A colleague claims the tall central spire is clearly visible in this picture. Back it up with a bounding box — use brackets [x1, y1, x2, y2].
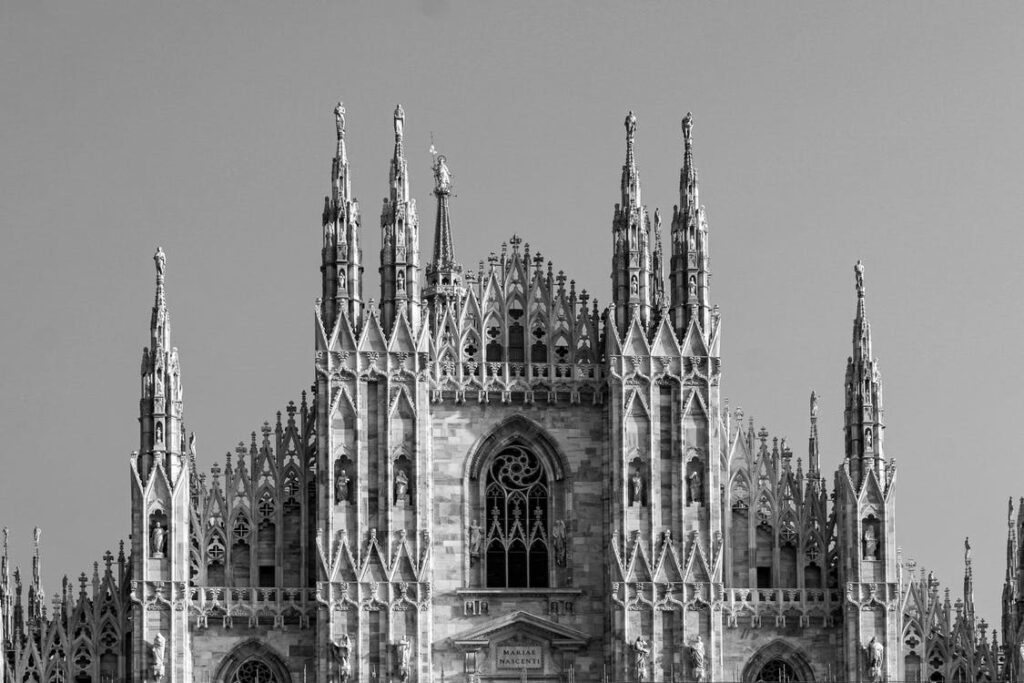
[379, 104, 421, 333]
[611, 110, 652, 335]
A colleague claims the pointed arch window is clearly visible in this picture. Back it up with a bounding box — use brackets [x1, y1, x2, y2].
[484, 444, 550, 588]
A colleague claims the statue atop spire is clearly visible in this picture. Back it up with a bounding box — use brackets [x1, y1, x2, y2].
[155, 246, 166, 282]
[683, 111, 694, 146]
[431, 145, 453, 195]
[810, 390, 819, 419]
[394, 104, 405, 143]
[334, 101, 346, 140]
[625, 110, 637, 144]
[855, 259, 865, 296]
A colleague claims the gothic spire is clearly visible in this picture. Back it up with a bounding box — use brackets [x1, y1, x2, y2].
[425, 146, 464, 331]
[670, 112, 712, 339]
[140, 248, 184, 477]
[963, 536, 975, 624]
[808, 390, 820, 475]
[844, 260, 885, 486]
[652, 208, 666, 311]
[379, 104, 421, 333]
[611, 110, 652, 335]
[321, 100, 363, 333]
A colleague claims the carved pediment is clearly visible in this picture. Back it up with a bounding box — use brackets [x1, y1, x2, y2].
[451, 610, 589, 649]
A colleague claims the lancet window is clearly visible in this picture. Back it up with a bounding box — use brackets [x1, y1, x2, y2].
[484, 444, 550, 588]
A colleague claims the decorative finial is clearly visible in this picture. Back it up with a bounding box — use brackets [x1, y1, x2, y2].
[855, 260, 865, 296]
[682, 112, 694, 144]
[334, 101, 346, 139]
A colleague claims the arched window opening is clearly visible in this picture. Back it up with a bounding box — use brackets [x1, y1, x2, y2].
[755, 659, 798, 682]
[905, 653, 922, 683]
[484, 445, 549, 588]
[485, 325, 502, 363]
[530, 324, 547, 364]
[231, 660, 279, 683]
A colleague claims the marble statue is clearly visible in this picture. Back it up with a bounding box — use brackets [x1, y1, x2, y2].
[150, 521, 166, 558]
[151, 633, 166, 680]
[468, 519, 482, 562]
[552, 519, 567, 566]
[633, 636, 650, 682]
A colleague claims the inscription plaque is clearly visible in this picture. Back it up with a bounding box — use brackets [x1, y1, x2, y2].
[496, 644, 542, 670]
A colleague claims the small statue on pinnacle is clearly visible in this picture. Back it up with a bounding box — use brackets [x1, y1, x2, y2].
[334, 101, 346, 138]
[155, 247, 167, 279]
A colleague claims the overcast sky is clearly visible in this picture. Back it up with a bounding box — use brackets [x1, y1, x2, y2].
[2, 2, 1023, 624]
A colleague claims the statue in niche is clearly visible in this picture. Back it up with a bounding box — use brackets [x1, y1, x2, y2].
[687, 467, 703, 505]
[335, 468, 351, 504]
[395, 637, 411, 682]
[552, 519, 567, 566]
[865, 636, 884, 682]
[397, 270, 406, 292]
[633, 635, 650, 682]
[689, 275, 697, 297]
[154, 422, 163, 446]
[150, 520, 166, 558]
[865, 428, 873, 450]
[629, 467, 644, 507]
[863, 521, 879, 559]
[394, 468, 409, 505]
[468, 519, 482, 562]
[151, 633, 166, 681]
[630, 275, 639, 297]
[689, 635, 706, 682]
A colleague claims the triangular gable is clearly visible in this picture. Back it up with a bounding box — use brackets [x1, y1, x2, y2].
[358, 312, 387, 354]
[387, 313, 416, 354]
[679, 319, 709, 357]
[333, 310, 358, 352]
[623, 313, 650, 357]
[649, 316, 680, 357]
[451, 611, 589, 648]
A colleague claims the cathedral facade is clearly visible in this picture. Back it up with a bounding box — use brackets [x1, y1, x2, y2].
[0, 104, 1000, 682]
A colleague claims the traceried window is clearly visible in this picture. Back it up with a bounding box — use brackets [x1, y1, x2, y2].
[484, 445, 550, 588]
[231, 660, 278, 683]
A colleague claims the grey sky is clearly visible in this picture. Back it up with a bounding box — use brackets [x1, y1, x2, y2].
[1, 2, 1022, 623]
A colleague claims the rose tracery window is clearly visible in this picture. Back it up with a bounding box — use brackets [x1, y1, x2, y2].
[231, 660, 278, 683]
[484, 445, 550, 588]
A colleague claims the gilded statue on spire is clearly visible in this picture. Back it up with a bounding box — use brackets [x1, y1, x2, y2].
[334, 101, 346, 139]
[431, 146, 453, 194]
